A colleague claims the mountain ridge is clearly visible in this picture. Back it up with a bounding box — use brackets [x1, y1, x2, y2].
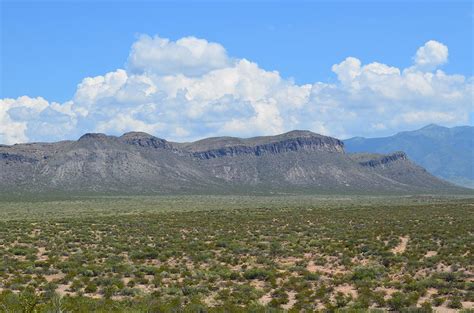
[0, 129, 469, 195]
[344, 124, 474, 188]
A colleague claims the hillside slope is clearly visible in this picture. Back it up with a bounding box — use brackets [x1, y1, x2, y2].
[344, 124, 474, 188]
[0, 130, 466, 195]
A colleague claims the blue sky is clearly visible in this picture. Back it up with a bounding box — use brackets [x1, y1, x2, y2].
[0, 1, 473, 144]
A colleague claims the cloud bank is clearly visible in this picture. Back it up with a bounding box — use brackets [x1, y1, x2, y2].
[1, 36, 472, 144]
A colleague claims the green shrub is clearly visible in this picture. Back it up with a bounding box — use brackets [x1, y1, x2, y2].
[387, 292, 409, 311]
[351, 265, 385, 282]
[243, 268, 272, 280]
[447, 296, 462, 309]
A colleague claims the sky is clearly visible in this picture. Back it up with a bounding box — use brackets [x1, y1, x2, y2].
[0, 1, 473, 144]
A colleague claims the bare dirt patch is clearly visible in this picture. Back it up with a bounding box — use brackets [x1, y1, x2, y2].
[259, 291, 273, 306]
[306, 260, 347, 275]
[281, 291, 297, 310]
[44, 272, 65, 282]
[392, 236, 409, 254]
[425, 250, 438, 258]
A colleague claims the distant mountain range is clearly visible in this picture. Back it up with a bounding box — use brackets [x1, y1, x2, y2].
[344, 124, 474, 188]
[0, 130, 467, 195]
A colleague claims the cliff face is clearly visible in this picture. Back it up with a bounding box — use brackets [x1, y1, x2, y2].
[357, 152, 408, 168]
[0, 130, 465, 194]
[344, 124, 474, 188]
[189, 134, 344, 159]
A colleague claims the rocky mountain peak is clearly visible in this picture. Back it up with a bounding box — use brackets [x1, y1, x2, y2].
[120, 132, 173, 149]
[78, 133, 110, 142]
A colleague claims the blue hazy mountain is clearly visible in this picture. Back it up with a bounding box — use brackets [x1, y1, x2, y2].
[344, 124, 474, 188]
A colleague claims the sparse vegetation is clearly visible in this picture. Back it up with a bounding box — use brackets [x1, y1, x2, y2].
[0, 195, 472, 312]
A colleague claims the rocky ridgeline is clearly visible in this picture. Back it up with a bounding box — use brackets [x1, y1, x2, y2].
[189, 135, 344, 160]
[358, 152, 408, 168]
[0, 130, 464, 194]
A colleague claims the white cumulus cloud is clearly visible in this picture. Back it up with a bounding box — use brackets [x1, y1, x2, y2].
[0, 96, 76, 144]
[413, 40, 449, 70]
[127, 35, 231, 77]
[0, 37, 472, 144]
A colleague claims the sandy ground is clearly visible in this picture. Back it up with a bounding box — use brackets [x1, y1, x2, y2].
[392, 236, 409, 254]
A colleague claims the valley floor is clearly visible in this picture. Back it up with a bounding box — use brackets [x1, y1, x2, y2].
[0, 195, 473, 312]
